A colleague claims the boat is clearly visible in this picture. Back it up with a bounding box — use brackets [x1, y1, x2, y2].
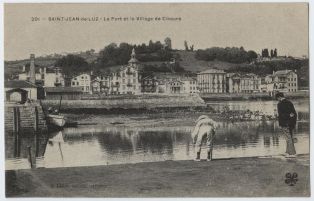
[47, 114, 66, 127]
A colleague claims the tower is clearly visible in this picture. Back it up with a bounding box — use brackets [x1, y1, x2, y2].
[29, 54, 36, 84]
[128, 48, 139, 68]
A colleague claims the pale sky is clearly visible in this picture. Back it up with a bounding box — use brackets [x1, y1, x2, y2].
[4, 3, 309, 60]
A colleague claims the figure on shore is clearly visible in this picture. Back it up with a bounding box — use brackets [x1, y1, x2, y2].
[275, 92, 297, 157]
[192, 115, 218, 161]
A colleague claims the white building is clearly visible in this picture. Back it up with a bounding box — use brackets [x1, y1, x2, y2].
[181, 77, 198, 94]
[70, 73, 91, 93]
[19, 66, 65, 87]
[110, 48, 141, 95]
[265, 70, 298, 93]
[197, 69, 226, 93]
[5, 80, 38, 102]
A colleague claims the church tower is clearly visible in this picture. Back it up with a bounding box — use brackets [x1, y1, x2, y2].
[128, 48, 139, 68]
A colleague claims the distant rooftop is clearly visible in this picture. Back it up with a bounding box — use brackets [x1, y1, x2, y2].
[45, 87, 83, 93]
[198, 69, 226, 74]
[5, 80, 37, 88]
[274, 70, 294, 75]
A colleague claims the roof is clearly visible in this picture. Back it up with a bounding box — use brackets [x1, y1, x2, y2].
[181, 77, 197, 81]
[274, 70, 294, 76]
[198, 69, 226, 74]
[45, 87, 83, 93]
[5, 80, 37, 88]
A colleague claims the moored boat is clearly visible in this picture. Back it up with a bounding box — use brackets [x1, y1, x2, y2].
[47, 114, 66, 127]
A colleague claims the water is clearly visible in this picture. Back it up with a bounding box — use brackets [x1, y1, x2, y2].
[5, 99, 310, 170]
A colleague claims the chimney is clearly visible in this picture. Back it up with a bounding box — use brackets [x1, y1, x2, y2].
[29, 54, 36, 84]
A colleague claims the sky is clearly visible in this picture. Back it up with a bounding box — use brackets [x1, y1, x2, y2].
[4, 3, 309, 60]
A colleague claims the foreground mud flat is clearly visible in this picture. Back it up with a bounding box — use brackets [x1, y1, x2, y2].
[6, 155, 310, 197]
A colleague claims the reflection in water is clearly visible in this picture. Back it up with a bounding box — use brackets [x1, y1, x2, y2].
[5, 132, 49, 170]
[5, 119, 310, 170]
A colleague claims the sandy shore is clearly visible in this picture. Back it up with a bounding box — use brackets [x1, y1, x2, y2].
[6, 155, 310, 197]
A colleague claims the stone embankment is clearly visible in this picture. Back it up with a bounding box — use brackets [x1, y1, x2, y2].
[5, 102, 48, 135]
[41, 94, 207, 112]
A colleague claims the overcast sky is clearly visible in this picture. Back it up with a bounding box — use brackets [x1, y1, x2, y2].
[4, 3, 308, 60]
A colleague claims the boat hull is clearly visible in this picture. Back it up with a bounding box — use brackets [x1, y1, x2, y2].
[47, 115, 66, 127]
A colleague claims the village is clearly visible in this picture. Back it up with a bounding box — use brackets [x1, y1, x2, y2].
[5, 48, 301, 103]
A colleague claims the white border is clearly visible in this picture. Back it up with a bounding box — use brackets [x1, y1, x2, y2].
[0, 1, 312, 201]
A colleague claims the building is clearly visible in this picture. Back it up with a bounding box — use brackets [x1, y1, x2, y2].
[239, 74, 261, 93]
[5, 80, 38, 103]
[166, 80, 184, 94]
[91, 77, 101, 94]
[110, 48, 141, 95]
[226, 73, 261, 93]
[45, 87, 84, 100]
[70, 73, 91, 94]
[226, 73, 241, 93]
[141, 75, 158, 93]
[44, 67, 65, 87]
[99, 74, 112, 94]
[181, 77, 198, 94]
[18, 54, 65, 87]
[197, 69, 226, 93]
[265, 70, 298, 93]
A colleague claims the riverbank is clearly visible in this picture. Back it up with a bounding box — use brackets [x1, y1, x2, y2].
[200, 91, 309, 101]
[41, 94, 206, 112]
[6, 155, 310, 197]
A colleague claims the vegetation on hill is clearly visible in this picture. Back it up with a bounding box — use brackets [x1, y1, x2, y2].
[195, 47, 258, 64]
[96, 41, 172, 67]
[55, 54, 90, 76]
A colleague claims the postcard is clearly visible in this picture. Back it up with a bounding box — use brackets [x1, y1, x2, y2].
[3, 3, 310, 197]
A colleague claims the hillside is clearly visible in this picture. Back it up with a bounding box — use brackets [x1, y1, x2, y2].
[174, 50, 241, 72]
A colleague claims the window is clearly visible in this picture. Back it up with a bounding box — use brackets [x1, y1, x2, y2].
[86, 86, 89, 91]
[81, 76, 84, 79]
[123, 79, 125, 83]
[77, 82, 79, 85]
[123, 85, 126, 90]
[72, 82, 75, 85]
[133, 79, 136, 83]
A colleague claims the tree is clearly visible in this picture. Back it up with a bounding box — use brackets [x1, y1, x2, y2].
[247, 50, 258, 62]
[55, 54, 90, 76]
[184, 41, 189, 51]
[274, 48, 278, 57]
[164, 37, 172, 50]
[195, 47, 257, 64]
[190, 45, 194, 51]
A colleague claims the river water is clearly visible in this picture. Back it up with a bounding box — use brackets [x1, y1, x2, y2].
[5, 99, 310, 170]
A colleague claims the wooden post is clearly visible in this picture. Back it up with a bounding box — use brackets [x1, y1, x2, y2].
[13, 107, 16, 136]
[34, 106, 39, 132]
[27, 146, 33, 168]
[34, 106, 40, 158]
